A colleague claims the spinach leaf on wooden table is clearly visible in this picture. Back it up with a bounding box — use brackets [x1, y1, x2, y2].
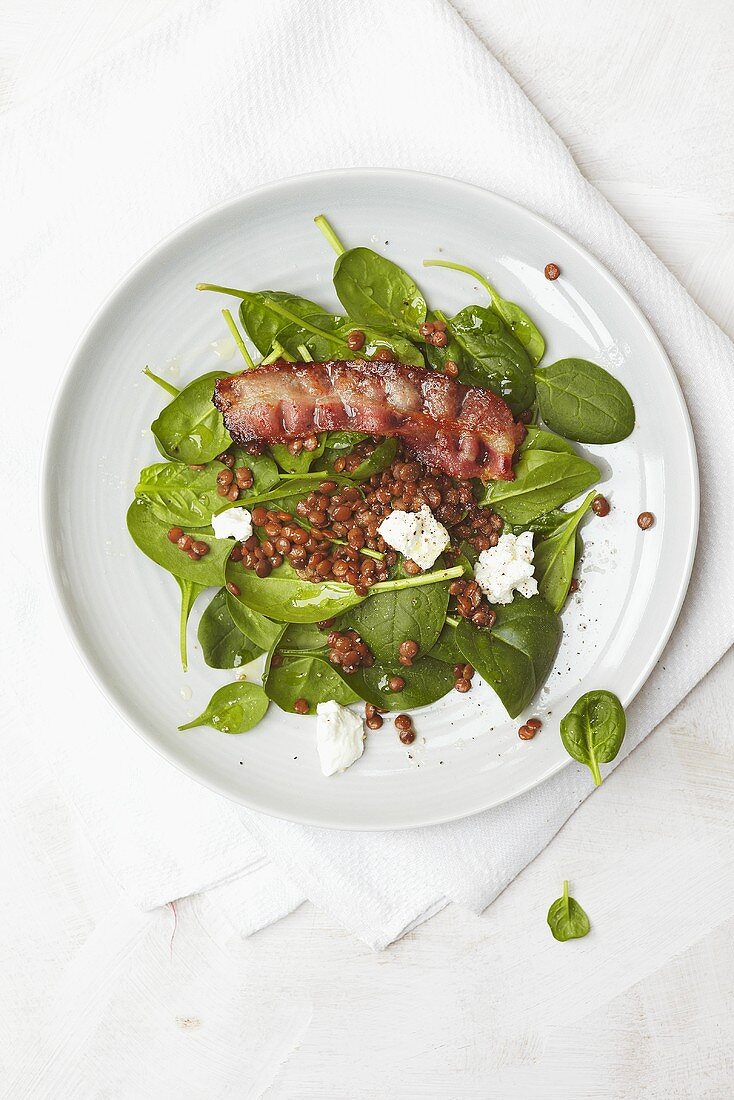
[486, 448, 599, 525]
[547, 881, 591, 941]
[198, 588, 264, 669]
[332, 247, 427, 334]
[151, 371, 232, 465]
[533, 491, 595, 612]
[559, 690, 626, 785]
[535, 358, 635, 444]
[178, 682, 269, 734]
[455, 595, 562, 718]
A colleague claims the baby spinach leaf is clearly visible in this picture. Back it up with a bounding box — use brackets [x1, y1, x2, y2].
[225, 558, 366, 624]
[127, 500, 231, 586]
[456, 596, 561, 718]
[427, 305, 535, 415]
[486, 448, 599, 525]
[341, 565, 450, 661]
[269, 437, 327, 474]
[265, 656, 359, 713]
[151, 371, 232, 464]
[277, 313, 425, 367]
[507, 509, 573, 538]
[535, 358, 635, 444]
[534, 491, 595, 612]
[226, 591, 284, 650]
[330, 655, 455, 711]
[423, 258, 545, 365]
[178, 682, 269, 734]
[198, 588, 264, 669]
[520, 425, 575, 455]
[333, 247, 427, 334]
[348, 437, 399, 480]
[428, 621, 464, 665]
[559, 690, 626, 786]
[279, 622, 331, 651]
[547, 881, 591, 941]
[176, 576, 206, 672]
[135, 462, 223, 527]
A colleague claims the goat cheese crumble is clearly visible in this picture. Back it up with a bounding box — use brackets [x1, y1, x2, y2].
[316, 701, 365, 776]
[378, 504, 450, 570]
[211, 506, 253, 542]
[473, 531, 538, 605]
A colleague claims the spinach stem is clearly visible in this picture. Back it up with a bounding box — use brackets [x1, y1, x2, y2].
[142, 366, 180, 397]
[297, 343, 314, 362]
[589, 753, 603, 786]
[423, 258, 500, 309]
[222, 308, 256, 370]
[371, 565, 464, 594]
[179, 594, 189, 671]
[265, 300, 347, 348]
[444, 615, 459, 628]
[563, 880, 569, 902]
[196, 282, 248, 298]
[262, 340, 295, 365]
[314, 214, 346, 256]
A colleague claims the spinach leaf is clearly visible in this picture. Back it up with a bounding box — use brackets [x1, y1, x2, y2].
[196, 285, 327, 355]
[265, 656, 359, 713]
[535, 358, 635, 444]
[456, 595, 561, 718]
[333, 247, 427, 334]
[176, 577, 206, 672]
[279, 622, 331, 651]
[178, 682, 269, 734]
[534, 491, 595, 612]
[226, 591, 284, 650]
[428, 621, 464, 665]
[559, 690, 626, 786]
[507, 510, 573, 538]
[198, 588, 263, 669]
[341, 564, 450, 661]
[135, 461, 223, 527]
[269, 437, 327, 474]
[225, 558, 366, 624]
[277, 313, 425, 367]
[127, 500, 231, 586]
[547, 881, 591, 941]
[486, 448, 599, 525]
[520, 425, 575, 455]
[427, 305, 535, 415]
[347, 437, 399, 480]
[330, 654, 455, 711]
[151, 371, 232, 465]
[423, 258, 545, 365]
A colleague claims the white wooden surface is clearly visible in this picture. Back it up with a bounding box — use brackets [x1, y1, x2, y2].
[3, 1, 734, 1095]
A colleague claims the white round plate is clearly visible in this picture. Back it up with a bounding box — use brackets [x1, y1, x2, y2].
[42, 169, 698, 830]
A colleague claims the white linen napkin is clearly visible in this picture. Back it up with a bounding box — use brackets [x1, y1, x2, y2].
[3, 0, 732, 949]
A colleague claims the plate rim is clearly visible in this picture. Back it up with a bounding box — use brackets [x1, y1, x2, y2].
[40, 166, 700, 830]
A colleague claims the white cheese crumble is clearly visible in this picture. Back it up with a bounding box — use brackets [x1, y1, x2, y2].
[211, 506, 253, 542]
[316, 701, 365, 776]
[473, 531, 538, 605]
[377, 504, 450, 570]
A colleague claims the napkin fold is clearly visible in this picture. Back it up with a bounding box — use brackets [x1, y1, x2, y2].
[3, 0, 732, 949]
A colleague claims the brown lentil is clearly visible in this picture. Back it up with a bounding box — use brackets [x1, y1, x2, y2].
[454, 678, 471, 693]
[443, 360, 459, 378]
[346, 330, 365, 351]
[394, 713, 412, 732]
[399, 639, 419, 661]
[226, 581, 241, 597]
[168, 527, 183, 543]
[518, 724, 537, 740]
[544, 262, 560, 280]
[293, 698, 310, 714]
[388, 676, 406, 693]
[526, 717, 542, 731]
[569, 578, 579, 594]
[591, 494, 610, 517]
[637, 511, 655, 530]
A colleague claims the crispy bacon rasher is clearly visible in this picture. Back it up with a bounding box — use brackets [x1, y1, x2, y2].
[213, 359, 524, 481]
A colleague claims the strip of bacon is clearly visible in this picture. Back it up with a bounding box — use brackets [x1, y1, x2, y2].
[213, 359, 525, 481]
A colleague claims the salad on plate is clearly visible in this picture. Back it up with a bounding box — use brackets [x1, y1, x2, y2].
[127, 214, 638, 776]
